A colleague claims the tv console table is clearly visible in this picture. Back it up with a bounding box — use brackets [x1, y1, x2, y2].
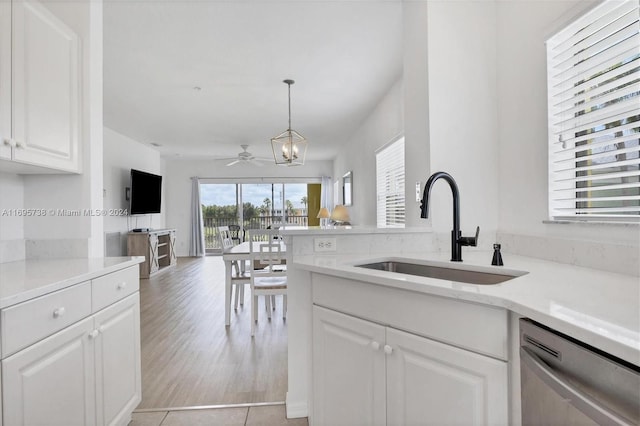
[127, 229, 177, 278]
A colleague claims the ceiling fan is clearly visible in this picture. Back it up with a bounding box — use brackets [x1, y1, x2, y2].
[214, 145, 272, 167]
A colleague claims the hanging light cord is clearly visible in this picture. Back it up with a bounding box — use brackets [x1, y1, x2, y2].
[287, 81, 292, 131]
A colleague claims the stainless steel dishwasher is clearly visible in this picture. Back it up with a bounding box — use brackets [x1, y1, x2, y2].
[520, 319, 640, 425]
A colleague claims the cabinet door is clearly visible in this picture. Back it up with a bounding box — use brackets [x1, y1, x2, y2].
[0, 1, 10, 160]
[386, 327, 508, 426]
[94, 293, 141, 426]
[12, 0, 80, 172]
[148, 234, 159, 274]
[169, 231, 177, 266]
[312, 306, 386, 426]
[2, 316, 96, 426]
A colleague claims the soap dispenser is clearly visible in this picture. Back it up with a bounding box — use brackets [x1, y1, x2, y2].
[492, 244, 504, 266]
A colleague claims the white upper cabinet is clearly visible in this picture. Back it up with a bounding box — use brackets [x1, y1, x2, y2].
[1, 0, 81, 173]
[0, 2, 11, 162]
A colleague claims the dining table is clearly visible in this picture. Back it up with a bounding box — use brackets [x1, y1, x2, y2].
[221, 240, 287, 326]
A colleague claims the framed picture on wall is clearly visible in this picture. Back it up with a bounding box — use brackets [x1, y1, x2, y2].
[343, 171, 352, 206]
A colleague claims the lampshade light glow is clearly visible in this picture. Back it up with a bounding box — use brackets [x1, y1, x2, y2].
[330, 205, 350, 224]
[316, 207, 330, 219]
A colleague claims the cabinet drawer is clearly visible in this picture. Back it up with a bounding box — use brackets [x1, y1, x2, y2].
[312, 274, 508, 360]
[92, 266, 139, 312]
[1, 281, 92, 357]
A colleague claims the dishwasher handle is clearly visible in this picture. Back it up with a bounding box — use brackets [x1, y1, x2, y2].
[520, 347, 635, 426]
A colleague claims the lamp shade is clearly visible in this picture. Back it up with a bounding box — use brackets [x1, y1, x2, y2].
[330, 205, 350, 223]
[316, 207, 330, 219]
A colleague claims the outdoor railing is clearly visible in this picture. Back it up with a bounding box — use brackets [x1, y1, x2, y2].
[204, 215, 308, 250]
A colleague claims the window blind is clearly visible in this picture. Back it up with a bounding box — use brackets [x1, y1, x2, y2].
[547, 0, 640, 219]
[376, 137, 405, 227]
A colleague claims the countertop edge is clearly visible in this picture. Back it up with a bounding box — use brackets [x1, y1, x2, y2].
[0, 257, 144, 309]
[292, 254, 640, 366]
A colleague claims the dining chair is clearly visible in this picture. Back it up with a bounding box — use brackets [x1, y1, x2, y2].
[228, 224, 242, 245]
[218, 226, 249, 310]
[248, 229, 287, 337]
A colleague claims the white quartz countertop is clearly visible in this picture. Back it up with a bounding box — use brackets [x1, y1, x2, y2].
[0, 257, 144, 309]
[278, 225, 433, 235]
[292, 251, 640, 366]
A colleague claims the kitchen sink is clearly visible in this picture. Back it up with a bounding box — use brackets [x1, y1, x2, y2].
[355, 260, 527, 285]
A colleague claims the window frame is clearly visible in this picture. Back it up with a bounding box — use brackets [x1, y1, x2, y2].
[375, 136, 406, 228]
[546, 0, 640, 223]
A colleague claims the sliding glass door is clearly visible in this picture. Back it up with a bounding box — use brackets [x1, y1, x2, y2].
[201, 181, 314, 253]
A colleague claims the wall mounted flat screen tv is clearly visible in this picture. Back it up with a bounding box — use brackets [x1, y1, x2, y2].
[130, 169, 162, 215]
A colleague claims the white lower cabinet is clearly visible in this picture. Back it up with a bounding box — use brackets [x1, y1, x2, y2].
[313, 305, 508, 426]
[2, 293, 141, 426]
[3, 316, 95, 426]
[385, 327, 508, 425]
[94, 294, 142, 426]
[313, 306, 386, 426]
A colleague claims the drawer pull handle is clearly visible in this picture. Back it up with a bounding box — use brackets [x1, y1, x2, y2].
[371, 341, 380, 351]
[53, 307, 66, 318]
[117, 282, 127, 290]
[384, 345, 393, 355]
[15, 139, 26, 149]
[3, 138, 16, 148]
[88, 329, 100, 339]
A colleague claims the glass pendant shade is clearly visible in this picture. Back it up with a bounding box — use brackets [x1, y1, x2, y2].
[271, 79, 307, 166]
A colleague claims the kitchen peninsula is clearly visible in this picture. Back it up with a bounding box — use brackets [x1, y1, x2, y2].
[279, 227, 640, 424]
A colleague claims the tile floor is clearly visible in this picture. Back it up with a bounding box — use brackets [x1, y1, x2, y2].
[130, 404, 308, 426]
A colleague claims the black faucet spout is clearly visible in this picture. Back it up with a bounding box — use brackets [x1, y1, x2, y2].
[420, 171, 478, 262]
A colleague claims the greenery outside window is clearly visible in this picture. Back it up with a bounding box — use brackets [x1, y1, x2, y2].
[546, 0, 639, 221]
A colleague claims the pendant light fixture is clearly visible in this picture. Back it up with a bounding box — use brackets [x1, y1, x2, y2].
[271, 79, 307, 166]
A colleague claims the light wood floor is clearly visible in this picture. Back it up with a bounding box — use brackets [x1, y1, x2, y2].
[137, 256, 288, 409]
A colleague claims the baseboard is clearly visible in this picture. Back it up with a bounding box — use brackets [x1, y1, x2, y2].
[285, 393, 308, 419]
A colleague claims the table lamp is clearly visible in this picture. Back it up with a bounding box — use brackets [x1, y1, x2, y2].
[317, 207, 330, 228]
[330, 205, 351, 225]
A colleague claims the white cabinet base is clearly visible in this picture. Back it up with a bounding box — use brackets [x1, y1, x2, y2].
[94, 294, 141, 426]
[2, 317, 96, 426]
[386, 327, 508, 425]
[0, 264, 142, 426]
[311, 273, 509, 426]
[313, 306, 386, 426]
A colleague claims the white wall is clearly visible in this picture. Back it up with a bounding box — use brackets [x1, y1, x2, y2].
[333, 0, 499, 245]
[495, 0, 639, 274]
[0, 172, 25, 262]
[165, 158, 333, 257]
[103, 127, 163, 255]
[332, 0, 638, 273]
[427, 1, 499, 248]
[332, 79, 404, 226]
[497, 0, 591, 237]
[403, 0, 431, 229]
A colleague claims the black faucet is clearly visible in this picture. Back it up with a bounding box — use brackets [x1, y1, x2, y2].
[420, 171, 479, 262]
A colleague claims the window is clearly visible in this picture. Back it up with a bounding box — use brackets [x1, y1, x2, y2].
[376, 137, 405, 227]
[547, 0, 639, 220]
[199, 180, 314, 252]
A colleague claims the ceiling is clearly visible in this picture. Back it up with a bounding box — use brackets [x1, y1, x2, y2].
[103, 0, 404, 162]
